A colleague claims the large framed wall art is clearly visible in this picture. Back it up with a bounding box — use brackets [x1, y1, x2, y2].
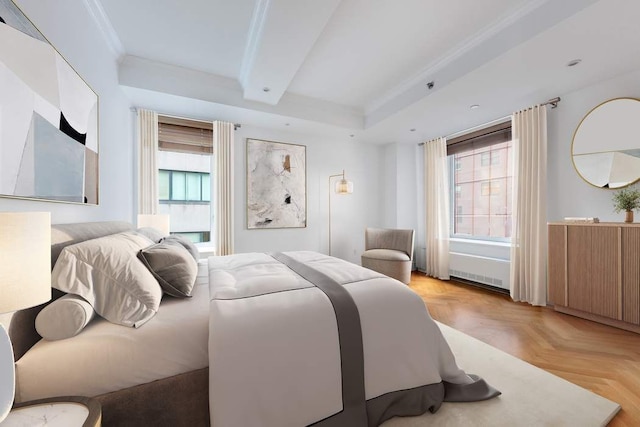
[0, 0, 99, 204]
[246, 138, 306, 229]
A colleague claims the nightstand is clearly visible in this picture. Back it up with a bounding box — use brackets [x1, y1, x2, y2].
[3, 396, 101, 427]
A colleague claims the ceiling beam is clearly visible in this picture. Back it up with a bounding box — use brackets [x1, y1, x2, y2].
[239, 0, 342, 105]
[119, 55, 363, 129]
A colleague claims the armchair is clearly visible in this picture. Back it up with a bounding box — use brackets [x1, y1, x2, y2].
[361, 228, 415, 285]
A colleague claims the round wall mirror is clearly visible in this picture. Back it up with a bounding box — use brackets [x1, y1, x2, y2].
[572, 97, 640, 189]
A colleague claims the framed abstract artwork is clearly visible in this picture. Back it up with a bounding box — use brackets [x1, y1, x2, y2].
[0, 0, 99, 204]
[246, 138, 306, 229]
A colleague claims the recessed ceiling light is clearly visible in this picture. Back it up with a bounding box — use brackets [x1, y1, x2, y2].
[470, 104, 480, 110]
[263, 87, 271, 92]
[567, 59, 582, 67]
[410, 128, 416, 132]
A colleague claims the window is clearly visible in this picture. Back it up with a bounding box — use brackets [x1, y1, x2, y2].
[157, 115, 213, 243]
[480, 151, 501, 167]
[171, 231, 211, 243]
[159, 170, 210, 203]
[481, 152, 491, 167]
[448, 122, 512, 240]
[480, 180, 501, 196]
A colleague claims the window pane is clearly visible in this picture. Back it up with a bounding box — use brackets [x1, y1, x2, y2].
[450, 139, 512, 240]
[172, 232, 202, 243]
[481, 152, 490, 167]
[456, 215, 472, 235]
[480, 181, 491, 197]
[172, 171, 186, 200]
[473, 215, 490, 237]
[201, 174, 211, 202]
[172, 231, 211, 243]
[186, 172, 201, 201]
[158, 170, 170, 200]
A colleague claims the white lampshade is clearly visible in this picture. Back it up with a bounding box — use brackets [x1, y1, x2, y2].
[0, 212, 51, 313]
[335, 178, 353, 194]
[0, 211, 51, 423]
[137, 214, 171, 235]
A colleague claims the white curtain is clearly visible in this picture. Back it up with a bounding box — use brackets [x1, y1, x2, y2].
[137, 109, 158, 214]
[510, 106, 547, 306]
[424, 137, 450, 280]
[213, 121, 235, 256]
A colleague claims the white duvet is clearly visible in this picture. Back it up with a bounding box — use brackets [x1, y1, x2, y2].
[208, 251, 480, 427]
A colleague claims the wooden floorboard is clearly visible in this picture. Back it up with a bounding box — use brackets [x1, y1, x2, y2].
[410, 272, 640, 427]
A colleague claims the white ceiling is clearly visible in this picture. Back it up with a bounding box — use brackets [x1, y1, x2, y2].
[91, 0, 640, 144]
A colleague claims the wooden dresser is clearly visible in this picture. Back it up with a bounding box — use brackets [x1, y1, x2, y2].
[548, 222, 640, 333]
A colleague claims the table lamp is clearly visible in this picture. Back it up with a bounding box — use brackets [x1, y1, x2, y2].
[0, 212, 51, 422]
[137, 214, 171, 235]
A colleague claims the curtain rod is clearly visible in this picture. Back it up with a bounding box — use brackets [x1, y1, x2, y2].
[130, 107, 241, 130]
[417, 96, 560, 146]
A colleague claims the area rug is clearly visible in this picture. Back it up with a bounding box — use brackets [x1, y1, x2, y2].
[383, 322, 621, 427]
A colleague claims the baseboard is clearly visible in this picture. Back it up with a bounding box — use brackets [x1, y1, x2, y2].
[554, 305, 640, 334]
[450, 276, 510, 295]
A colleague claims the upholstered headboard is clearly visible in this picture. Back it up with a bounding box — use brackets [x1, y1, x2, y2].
[7, 221, 133, 361]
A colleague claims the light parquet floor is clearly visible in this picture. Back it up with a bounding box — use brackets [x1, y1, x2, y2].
[410, 272, 640, 427]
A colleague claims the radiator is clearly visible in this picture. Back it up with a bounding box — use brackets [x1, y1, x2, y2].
[416, 248, 510, 290]
[449, 252, 510, 290]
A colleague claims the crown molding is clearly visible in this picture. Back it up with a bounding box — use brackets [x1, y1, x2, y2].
[82, 0, 125, 61]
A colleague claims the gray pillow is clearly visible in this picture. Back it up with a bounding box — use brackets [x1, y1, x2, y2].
[136, 227, 166, 243]
[35, 294, 96, 341]
[137, 243, 198, 298]
[161, 235, 199, 260]
[52, 232, 162, 328]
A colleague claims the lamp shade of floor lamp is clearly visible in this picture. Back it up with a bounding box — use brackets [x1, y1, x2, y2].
[328, 170, 354, 256]
[0, 212, 52, 422]
[137, 214, 171, 235]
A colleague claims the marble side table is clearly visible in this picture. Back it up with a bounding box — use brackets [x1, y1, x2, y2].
[3, 396, 101, 427]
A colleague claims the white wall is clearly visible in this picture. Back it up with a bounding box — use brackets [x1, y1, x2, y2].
[547, 68, 640, 222]
[234, 126, 384, 264]
[382, 144, 397, 227]
[382, 143, 419, 230]
[395, 144, 419, 230]
[0, 1, 133, 224]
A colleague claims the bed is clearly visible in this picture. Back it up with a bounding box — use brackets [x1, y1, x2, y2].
[7, 221, 499, 427]
[208, 251, 499, 426]
[6, 221, 210, 426]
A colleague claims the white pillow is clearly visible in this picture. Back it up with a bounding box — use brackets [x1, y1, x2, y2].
[52, 232, 162, 328]
[35, 294, 95, 341]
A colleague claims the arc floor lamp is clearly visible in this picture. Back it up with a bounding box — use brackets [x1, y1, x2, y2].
[328, 170, 353, 256]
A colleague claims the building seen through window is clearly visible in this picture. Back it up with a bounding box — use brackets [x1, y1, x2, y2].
[448, 122, 512, 240]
